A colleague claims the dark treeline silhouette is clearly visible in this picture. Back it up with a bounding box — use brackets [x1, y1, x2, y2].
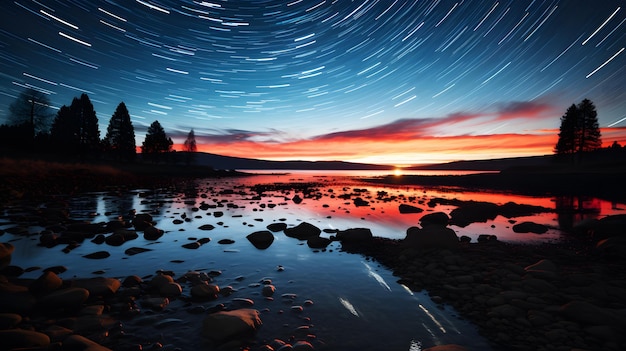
[554, 98, 604, 164]
[0, 89, 197, 164]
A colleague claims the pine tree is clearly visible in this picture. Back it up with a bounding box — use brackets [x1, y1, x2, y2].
[104, 102, 136, 161]
[183, 129, 197, 152]
[555, 104, 578, 156]
[554, 99, 602, 161]
[141, 120, 172, 162]
[50, 93, 100, 158]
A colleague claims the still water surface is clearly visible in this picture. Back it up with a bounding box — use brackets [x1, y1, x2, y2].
[3, 170, 624, 350]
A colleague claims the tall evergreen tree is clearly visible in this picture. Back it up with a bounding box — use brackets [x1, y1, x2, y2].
[576, 99, 602, 153]
[104, 102, 136, 161]
[183, 129, 197, 152]
[554, 99, 602, 160]
[50, 93, 100, 158]
[141, 120, 172, 162]
[555, 104, 578, 156]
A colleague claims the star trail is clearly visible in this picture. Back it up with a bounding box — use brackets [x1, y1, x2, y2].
[0, 0, 625, 164]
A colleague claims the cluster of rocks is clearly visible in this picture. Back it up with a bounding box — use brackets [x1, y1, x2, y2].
[345, 212, 626, 351]
[0, 245, 323, 351]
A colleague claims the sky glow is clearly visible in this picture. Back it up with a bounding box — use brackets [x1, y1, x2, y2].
[1, 0, 625, 165]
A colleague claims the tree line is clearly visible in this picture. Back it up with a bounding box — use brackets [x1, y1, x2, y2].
[0, 88, 621, 165]
[0, 88, 198, 162]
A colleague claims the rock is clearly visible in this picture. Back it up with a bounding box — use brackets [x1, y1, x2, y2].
[419, 212, 450, 227]
[191, 284, 220, 300]
[199, 224, 215, 231]
[122, 275, 143, 287]
[40, 325, 72, 342]
[202, 309, 262, 343]
[104, 232, 125, 246]
[292, 195, 303, 204]
[262, 285, 276, 297]
[182, 241, 201, 249]
[38, 287, 89, 311]
[0, 313, 22, 329]
[560, 300, 623, 326]
[143, 225, 164, 240]
[284, 222, 321, 240]
[266, 223, 287, 232]
[62, 334, 112, 351]
[0, 243, 15, 270]
[247, 231, 275, 249]
[83, 251, 110, 259]
[336, 228, 373, 243]
[218, 239, 235, 244]
[72, 277, 121, 296]
[159, 282, 182, 297]
[292, 340, 314, 351]
[124, 247, 152, 256]
[307, 236, 331, 249]
[29, 271, 63, 295]
[399, 204, 423, 214]
[150, 273, 174, 290]
[0, 329, 50, 349]
[141, 297, 169, 310]
[404, 226, 459, 250]
[449, 201, 499, 227]
[132, 213, 153, 231]
[512, 221, 549, 234]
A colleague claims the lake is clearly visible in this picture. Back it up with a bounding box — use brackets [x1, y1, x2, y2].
[2, 170, 623, 350]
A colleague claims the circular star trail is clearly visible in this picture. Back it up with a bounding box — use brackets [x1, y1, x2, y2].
[0, 0, 625, 164]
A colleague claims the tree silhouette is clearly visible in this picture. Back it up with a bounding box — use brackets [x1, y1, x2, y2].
[141, 120, 172, 162]
[183, 129, 197, 152]
[50, 93, 100, 158]
[103, 102, 136, 161]
[8, 88, 53, 148]
[554, 99, 602, 161]
[183, 128, 197, 165]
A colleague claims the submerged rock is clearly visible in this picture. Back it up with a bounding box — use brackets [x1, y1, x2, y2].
[202, 309, 262, 343]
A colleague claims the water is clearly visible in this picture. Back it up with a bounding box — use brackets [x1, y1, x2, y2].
[2, 170, 624, 350]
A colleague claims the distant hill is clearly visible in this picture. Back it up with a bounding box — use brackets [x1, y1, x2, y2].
[409, 155, 555, 171]
[173, 152, 393, 170]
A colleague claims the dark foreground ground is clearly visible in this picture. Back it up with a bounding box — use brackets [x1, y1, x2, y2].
[1, 158, 626, 351]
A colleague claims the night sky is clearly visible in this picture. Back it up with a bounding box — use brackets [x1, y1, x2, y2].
[1, 0, 625, 165]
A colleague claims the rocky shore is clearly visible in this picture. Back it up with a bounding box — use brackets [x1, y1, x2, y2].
[1, 159, 626, 351]
[343, 214, 626, 351]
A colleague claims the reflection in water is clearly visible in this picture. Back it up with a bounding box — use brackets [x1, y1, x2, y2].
[338, 297, 360, 317]
[363, 261, 392, 291]
[555, 195, 602, 231]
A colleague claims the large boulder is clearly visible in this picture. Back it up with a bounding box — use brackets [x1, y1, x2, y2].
[284, 222, 321, 240]
[449, 201, 499, 227]
[247, 231, 275, 250]
[512, 221, 548, 234]
[29, 271, 63, 295]
[202, 309, 262, 343]
[419, 212, 450, 227]
[0, 243, 15, 270]
[404, 226, 459, 250]
[335, 228, 373, 243]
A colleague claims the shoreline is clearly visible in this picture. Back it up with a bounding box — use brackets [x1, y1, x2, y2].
[1, 158, 626, 350]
